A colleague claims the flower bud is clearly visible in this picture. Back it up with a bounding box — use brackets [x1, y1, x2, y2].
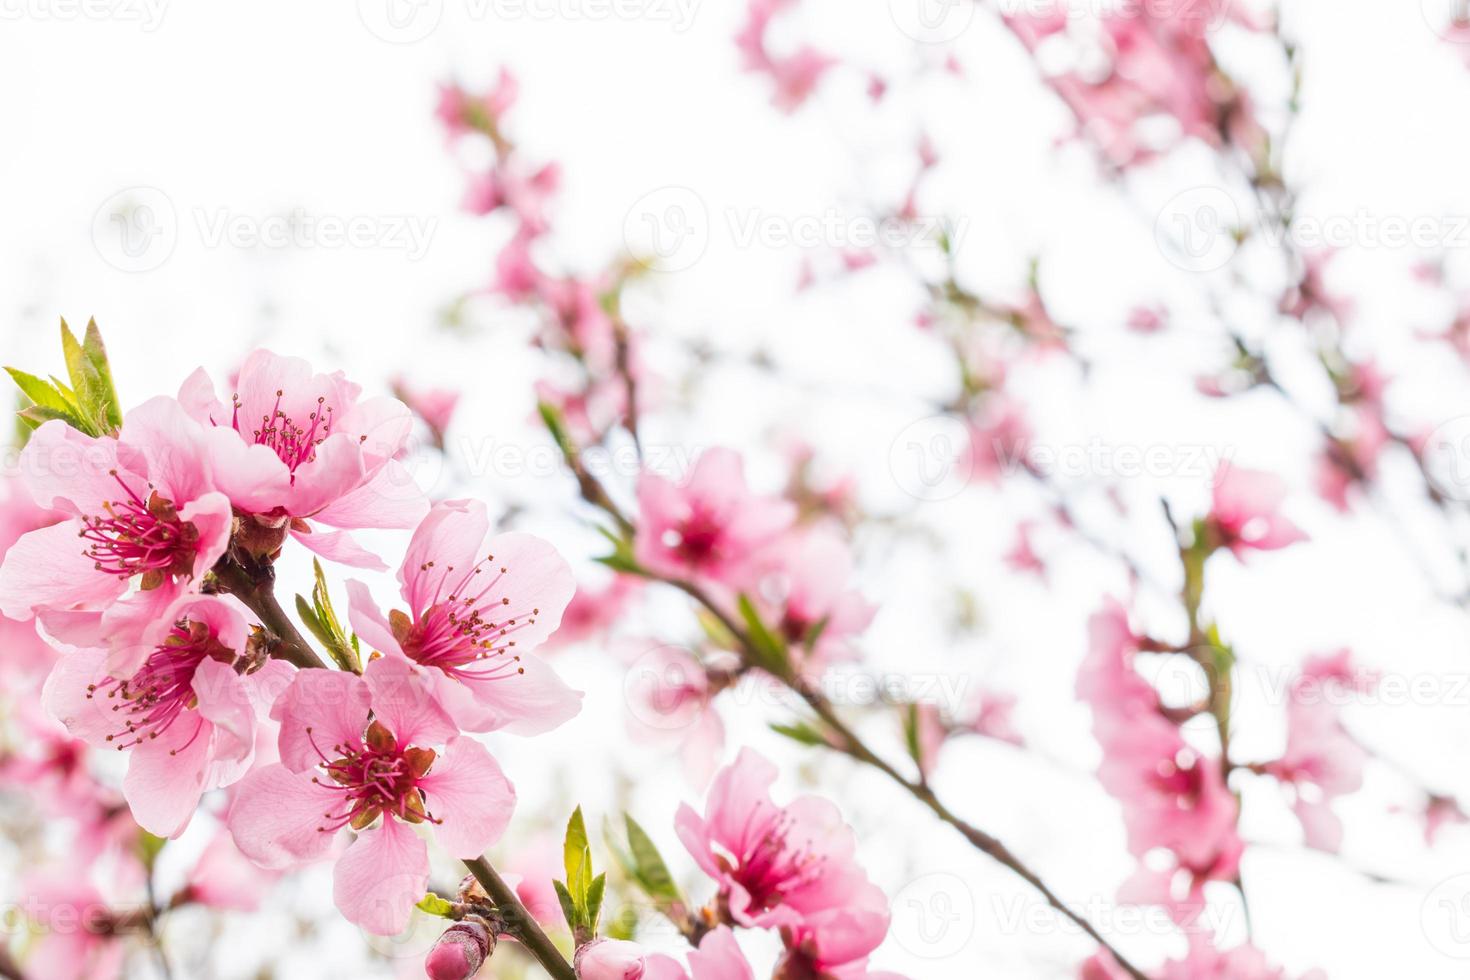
[425, 917, 494, 980]
[574, 938, 646, 980]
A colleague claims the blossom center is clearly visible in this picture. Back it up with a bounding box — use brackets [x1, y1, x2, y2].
[309, 721, 437, 832]
[86, 619, 234, 752]
[232, 388, 335, 478]
[80, 472, 199, 587]
[394, 553, 541, 685]
[725, 814, 822, 913]
[663, 507, 724, 565]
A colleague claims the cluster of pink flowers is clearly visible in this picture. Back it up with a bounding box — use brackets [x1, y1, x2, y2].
[1002, 0, 1268, 168]
[586, 750, 902, 980]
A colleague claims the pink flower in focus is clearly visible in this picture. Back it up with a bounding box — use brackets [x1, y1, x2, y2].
[575, 938, 646, 980]
[1208, 462, 1307, 557]
[635, 449, 796, 586]
[346, 499, 582, 734]
[177, 349, 427, 570]
[774, 885, 906, 979]
[227, 656, 516, 935]
[0, 399, 234, 675]
[43, 594, 290, 838]
[675, 749, 883, 932]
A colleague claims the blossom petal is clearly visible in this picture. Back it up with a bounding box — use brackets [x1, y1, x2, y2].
[333, 817, 429, 935]
[0, 521, 126, 620]
[363, 653, 457, 748]
[290, 526, 389, 571]
[401, 499, 489, 612]
[227, 763, 340, 868]
[276, 669, 371, 773]
[418, 736, 516, 858]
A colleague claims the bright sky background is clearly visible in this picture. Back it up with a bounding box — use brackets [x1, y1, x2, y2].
[5, 0, 1470, 978]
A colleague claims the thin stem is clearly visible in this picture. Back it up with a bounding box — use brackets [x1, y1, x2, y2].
[546, 439, 1152, 980]
[211, 557, 327, 670]
[463, 857, 577, 980]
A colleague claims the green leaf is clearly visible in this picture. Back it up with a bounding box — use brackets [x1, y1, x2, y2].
[553, 880, 579, 932]
[7, 319, 123, 437]
[770, 721, 828, 748]
[623, 815, 683, 906]
[902, 703, 924, 769]
[17, 403, 85, 432]
[295, 560, 361, 673]
[586, 873, 606, 932]
[736, 593, 791, 678]
[80, 319, 123, 431]
[563, 806, 592, 903]
[4, 367, 76, 416]
[416, 894, 457, 918]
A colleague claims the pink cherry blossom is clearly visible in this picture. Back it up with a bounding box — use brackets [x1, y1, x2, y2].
[623, 643, 730, 788]
[1208, 462, 1307, 557]
[1078, 600, 1242, 921]
[753, 526, 875, 672]
[437, 69, 518, 140]
[635, 448, 795, 586]
[346, 498, 582, 734]
[1262, 650, 1372, 852]
[177, 349, 427, 570]
[552, 575, 642, 650]
[575, 938, 646, 980]
[1004, 520, 1046, 579]
[43, 594, 289, 838]
[0, 399, 234, 675]
[391, 376, 460, 450]
[966, 397, 1033, 484]
[644, 927, 754, 980]
[675, 749, 881, 932]
[774, 884, 906, 979]
[227, 656, 516, 935]
[735, 0, 834, 113]
[17, 871, 128, 980]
